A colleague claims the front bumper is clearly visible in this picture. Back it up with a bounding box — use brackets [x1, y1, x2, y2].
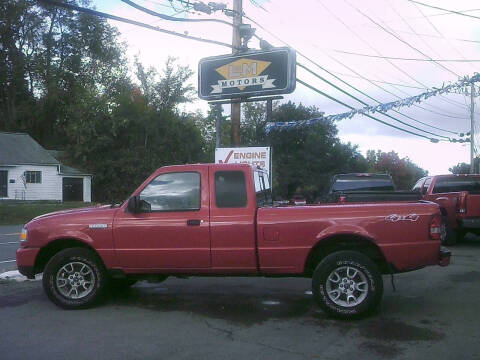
[18, 266, 36, 279]
[16, 247, 40, 279]
[439, 246, 451, 267]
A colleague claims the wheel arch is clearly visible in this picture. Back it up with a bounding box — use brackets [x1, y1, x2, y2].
[34, 238, 104, 274]
[304, 234, 389, 276]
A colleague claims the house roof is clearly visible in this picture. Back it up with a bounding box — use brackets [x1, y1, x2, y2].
[59, 165, 91, 177]
[0, 132, 60, 166]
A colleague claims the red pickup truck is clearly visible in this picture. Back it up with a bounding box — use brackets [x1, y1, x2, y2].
[17, 164, 450, 319]
[413, 174, 480, 245]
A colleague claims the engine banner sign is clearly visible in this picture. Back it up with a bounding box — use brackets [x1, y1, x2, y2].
[215, 147, 271, 177]
[198, 48, 296, 100]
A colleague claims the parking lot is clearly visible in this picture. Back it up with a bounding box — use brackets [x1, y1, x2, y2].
[0, 232, 478, 360]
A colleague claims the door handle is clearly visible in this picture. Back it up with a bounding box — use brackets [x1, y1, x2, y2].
[187, 219, 202, 226]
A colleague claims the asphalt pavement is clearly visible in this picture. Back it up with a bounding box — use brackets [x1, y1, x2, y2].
[0, 236, 479, 360]
[0, 225, 22, 273]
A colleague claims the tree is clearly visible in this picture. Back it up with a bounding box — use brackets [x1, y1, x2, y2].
[449, 162, 470, 174]
[238, 101, 368, 201]
[366, 150, 428, 189]
[65, 58, 205, 202]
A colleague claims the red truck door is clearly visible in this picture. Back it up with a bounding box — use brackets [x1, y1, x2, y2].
[113, 167, 211, 270]
[208, 165, 258, 271]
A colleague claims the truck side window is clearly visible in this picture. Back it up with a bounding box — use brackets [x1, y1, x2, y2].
[422, 178, 432, 195]
[215, 171, 247, 208]
[139, 172, 200, 211]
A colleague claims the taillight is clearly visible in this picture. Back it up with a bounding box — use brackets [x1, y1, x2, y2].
[429, 214, 442, 241]
[457, 191, 467, 214]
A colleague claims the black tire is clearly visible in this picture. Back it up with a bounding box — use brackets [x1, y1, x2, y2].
[42, 248, 106, 309]
[312, 251, 383, 320]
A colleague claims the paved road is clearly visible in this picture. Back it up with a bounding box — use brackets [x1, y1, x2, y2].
[0, 225, 22, 273]
[0, 238, 479, 360]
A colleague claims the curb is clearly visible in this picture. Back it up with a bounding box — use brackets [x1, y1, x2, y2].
[0, 270, 42, 282]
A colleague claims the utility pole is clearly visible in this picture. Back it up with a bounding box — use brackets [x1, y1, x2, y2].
[231, 0, 242, 146]
[471, 83, 475, 174]
[215, 104, 222, 148]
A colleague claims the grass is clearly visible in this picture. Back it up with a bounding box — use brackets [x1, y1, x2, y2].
[0, 201, 96, 225]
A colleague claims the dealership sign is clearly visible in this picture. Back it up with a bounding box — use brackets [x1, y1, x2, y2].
[198, 48, 296, 100]
[215, 147, 271, 176]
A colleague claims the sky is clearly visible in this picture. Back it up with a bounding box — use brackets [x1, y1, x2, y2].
[93, 0, 480, 175]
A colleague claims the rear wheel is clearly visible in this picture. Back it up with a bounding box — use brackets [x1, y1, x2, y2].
[43, 248, 106, 309]
[312, 251, 383, 319]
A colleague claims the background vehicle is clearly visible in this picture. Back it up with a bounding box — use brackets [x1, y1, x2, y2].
[413, 174, 480, 245]
[325, 173, 421, 203]
[17, 164, 449, 319]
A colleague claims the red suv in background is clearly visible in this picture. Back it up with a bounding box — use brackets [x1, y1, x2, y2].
[413, 174, 480, 245]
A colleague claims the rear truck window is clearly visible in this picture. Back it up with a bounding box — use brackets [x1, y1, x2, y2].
[254, 169, 272, 207]
[332, 178, 394, 192]
[433, 177, 480, 194]
[215, 171, 247, 208]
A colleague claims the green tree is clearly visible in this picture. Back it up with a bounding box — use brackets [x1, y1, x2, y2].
[449, 162, 470, 174]
[65, 58, 205, 202]
[239, 101, 368, 201]
[366, 150, 428, 189]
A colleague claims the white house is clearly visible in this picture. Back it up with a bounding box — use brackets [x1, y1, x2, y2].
[0, 132, 91, 202]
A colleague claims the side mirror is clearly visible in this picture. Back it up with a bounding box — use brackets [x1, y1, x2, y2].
[127, 196, 139, 213]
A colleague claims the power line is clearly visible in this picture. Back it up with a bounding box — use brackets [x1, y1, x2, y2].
[332, 50, 480, 63]
[328, 52, 469, 121]
[296, 79, 441, 142]
[121, 0, 233, 26]
[409, 1, 480, 20]
[242, 10, 468, 133]
[343, 0, 458, 78]
[36, 0, 234, 49]
[315, 0, 469, 118]
[297, 62, 452, 139]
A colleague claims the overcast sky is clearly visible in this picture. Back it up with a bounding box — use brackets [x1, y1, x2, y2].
[94, 0, 480, 175]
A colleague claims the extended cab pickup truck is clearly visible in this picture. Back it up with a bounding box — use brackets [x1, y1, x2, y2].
[17, 164, 450, 319]
[413, 174, 480, 245]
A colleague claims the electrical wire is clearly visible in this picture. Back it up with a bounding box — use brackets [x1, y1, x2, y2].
[409, 1, 480, 20]
[36, 0, 234, 49]
[243, 8, 468, 130]
[314, 0, 469, 118]
[331, 50, 480, 63]
[121, 0, 233, 25]
[296, 79, 441, 142]
[343, 0, 458, 78]
[297, 62, 452, 139]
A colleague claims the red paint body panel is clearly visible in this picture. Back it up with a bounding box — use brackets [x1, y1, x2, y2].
[256, 201, 440, 273]
[113, 165, 211, 271]
[17, 164, 448, 277]
[421, 175, 480, 230]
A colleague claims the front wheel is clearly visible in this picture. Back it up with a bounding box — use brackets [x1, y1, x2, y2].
[43, 248, 106, 309]
[312, 251, 383, 320]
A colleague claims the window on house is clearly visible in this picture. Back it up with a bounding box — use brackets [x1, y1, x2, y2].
[25, 171, 42, 184]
